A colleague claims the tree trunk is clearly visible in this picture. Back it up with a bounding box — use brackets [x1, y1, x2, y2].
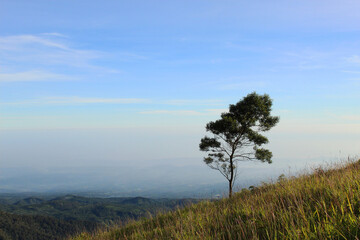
[228, 179, 233, 198]
[229, 155, 234, 198]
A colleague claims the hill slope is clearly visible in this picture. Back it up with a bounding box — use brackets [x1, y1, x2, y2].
[0, 195, 197, 225]
[0, 211, 98, 240]
[73, 159, 360, 239]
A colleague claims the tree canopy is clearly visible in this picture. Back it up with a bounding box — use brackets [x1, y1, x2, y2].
[199, 92, 279, 197]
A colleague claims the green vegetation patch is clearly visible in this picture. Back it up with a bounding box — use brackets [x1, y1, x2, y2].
[0, 211, 98, 240]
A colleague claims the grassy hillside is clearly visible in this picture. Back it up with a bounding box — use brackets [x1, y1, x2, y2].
[73, 159, 360, 240]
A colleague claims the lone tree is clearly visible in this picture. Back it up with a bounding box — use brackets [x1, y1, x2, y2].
[199, 92, 279, 198]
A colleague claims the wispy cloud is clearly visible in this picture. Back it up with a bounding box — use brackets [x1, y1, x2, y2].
[0, 96, 225, 107]
[140, 110, 203, 116]
[275, 121, 360, 134]
[210, 76, 267, 91]
[165, 58, 241, 65]
[0, 33, 150, 76]
[0, 34, 70, 51]
[116, 52, 148, 61]
[224, 41, 273, 53]
[0, 70, 77, 82]
[346, 55, 360, 64]
[219, 81, 267, 90]
[163, 99, 223, 106]
[139, 109, 227, 116]
[44, 97, 150, 104]
[1, 97, 150, 105]
[340, 115, 360, 121]
[205, 108, 228, 115]
[40, 32, 69, 38]
[0, 34, 105, 71]
[342, 70, 360, 74]
[277, 50, 333, 70]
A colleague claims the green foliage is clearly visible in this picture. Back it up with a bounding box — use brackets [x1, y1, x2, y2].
[0, 196, 196, 224]
[0, 211, 98, 240]
[0, 196, 197, 239]
[73, 159, 360, 240]
[200, 92, 279, 197]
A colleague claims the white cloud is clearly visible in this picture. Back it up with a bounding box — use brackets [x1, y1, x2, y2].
[0, 33, 150, 74]
[140, 110, 203, 116]
[0, 96, 225, 108]
[40, 32, 68, 38]
[340, 115, 360, 121]
[277, 50, 334, 70]
[274, 121, 360, 134]
[1, 97, 150, 105]
[140, 109, 227, 116]
[0, 34, 69, 51]
[0, 34, 105, 70]
[116, 52, 148, 61]
[219, 81, 267, 90]
[45, 97, 150, 104]
[347, 55, 360, 64]
[342, 70, 360, 74]
[0, 70, 76, 82]
[205, 109, 228, 115]
[163, 99, 223, 106]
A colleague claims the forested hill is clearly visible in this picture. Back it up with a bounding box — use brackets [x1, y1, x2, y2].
[0, 195, 197, 240]
[0, 211, 98, 240]
[0, 195, 197, 224]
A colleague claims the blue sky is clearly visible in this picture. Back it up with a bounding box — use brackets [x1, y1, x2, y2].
[0, 1, 360, 182]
